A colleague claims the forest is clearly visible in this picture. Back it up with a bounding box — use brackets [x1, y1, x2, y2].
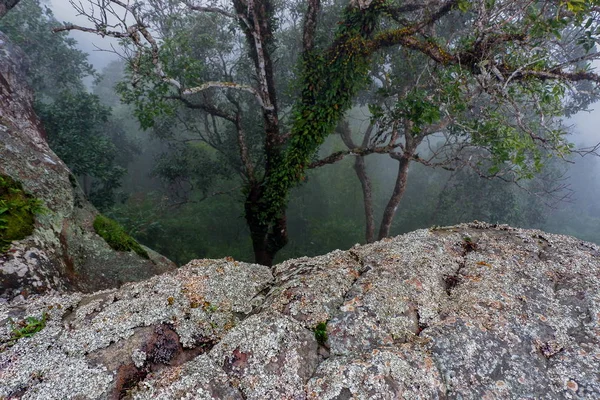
[2, 0, 600, 267]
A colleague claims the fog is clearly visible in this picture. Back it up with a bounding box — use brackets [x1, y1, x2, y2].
[6, 0, 600, 266]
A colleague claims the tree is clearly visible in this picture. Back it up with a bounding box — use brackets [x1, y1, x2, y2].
[0, 0, 93, 99]
[59, 0, 600, 266]
[0, 0, 137, 209]
[35, 91, 126, 209]
[311, 3, 600, 242]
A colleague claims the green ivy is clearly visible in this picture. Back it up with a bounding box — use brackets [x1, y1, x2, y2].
[260, 0, 388, 223]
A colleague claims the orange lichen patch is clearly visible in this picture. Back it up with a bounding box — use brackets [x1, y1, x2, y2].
[349, 269, 361, 279]
[406, 277, 423, 291]
[183, 278, 208, 304]
[340, 297, 362, 312]
[188, 259, 213, 268]
[464, 275, 482, 282]
[442, 316, 457, 325]
[489, 301, 503, 310]
[362, 281, 374, 292]
[153, 365, 184, 389]
[423, 356, 434, 369]
[567, 380, 578, 392]
[223, 320, 236, 331]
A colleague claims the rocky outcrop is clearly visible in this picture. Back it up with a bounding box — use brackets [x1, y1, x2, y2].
[0, 32, 175, 301]
[1, 222, 599, 399]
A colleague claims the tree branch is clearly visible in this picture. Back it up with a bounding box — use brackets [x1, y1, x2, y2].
[182, 81, 272, 110]
[309, 143, 402, 168]
[184, 1, 236, 19]
[303, 0, 321, 52]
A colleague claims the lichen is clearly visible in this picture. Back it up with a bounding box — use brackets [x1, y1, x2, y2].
[0, 174, 44, 253]
[93, 214, 150, 259]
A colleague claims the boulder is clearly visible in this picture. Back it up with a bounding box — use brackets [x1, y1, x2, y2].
[1, 222, 599, 399]
[0, 32, 175, 301]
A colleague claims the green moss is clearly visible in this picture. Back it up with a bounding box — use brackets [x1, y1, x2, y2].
[0, 175, 44, 253]
[314, 321, 328, 346]
[93, 214, 150, 259]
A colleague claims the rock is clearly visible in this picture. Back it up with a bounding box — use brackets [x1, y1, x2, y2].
[0, 31, 175, 300]
[1, 222, 599, 399]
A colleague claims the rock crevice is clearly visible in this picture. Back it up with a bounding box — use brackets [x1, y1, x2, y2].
[2, 222, 599, 399]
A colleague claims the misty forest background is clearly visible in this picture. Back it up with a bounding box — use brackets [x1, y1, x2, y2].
[4, 0, 600, 266]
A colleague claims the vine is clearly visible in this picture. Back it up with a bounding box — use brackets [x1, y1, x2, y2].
[261, 0, 388, 223]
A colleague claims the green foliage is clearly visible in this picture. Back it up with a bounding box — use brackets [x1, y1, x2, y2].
[314, 321, 328, 345]
[3, 313, 48, 347]
[426, 167, 547, 229]
[0, 175, 45, 253]
[0, 0, 94, 99]
[153, 142, 234, 198]
[106, 191, 254, 266]
[36, 91, 126, 209]
[0, 0, 131, 211]
[93, 214, 150, 259]
[262, 1, 387, 222]
[395, 89, 442, 134]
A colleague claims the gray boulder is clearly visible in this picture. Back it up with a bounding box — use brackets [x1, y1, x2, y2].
[0, 31, 175, 301]
[1, 222, 599, 399]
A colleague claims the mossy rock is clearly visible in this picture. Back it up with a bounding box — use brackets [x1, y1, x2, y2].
[0, 175, 43, 253]
[93, 214, 149, 259]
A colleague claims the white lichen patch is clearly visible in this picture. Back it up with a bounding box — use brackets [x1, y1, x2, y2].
[1, 224, 599, 399]
[0, 260, 272, 397]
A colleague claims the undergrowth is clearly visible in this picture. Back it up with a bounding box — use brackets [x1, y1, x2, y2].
[93, 214, 149, 259]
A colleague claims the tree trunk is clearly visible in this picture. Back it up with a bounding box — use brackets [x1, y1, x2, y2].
[339, 121, 376, 243]
[245, 184, 288, 267]
[428, 172, 456, 226]
[354, 155, 375, 243]
[378, 154, 411, 240]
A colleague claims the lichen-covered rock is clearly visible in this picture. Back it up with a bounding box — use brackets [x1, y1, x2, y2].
[0, 258, 272, 399]
[1, 223, 599, 399]
[0, 31, 175, 300]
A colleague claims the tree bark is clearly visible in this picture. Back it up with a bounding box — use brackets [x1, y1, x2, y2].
[244, 183, 288, 267]
[354, 154, 375, 243]
[377, 125, 423, 240]
[339, 121, 375, 243]
[377, 154, 411, 240]
[0, 0, 19, 19]
[233, 0, 289, 266]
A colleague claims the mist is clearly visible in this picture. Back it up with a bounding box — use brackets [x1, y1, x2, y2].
[5, 0, 600, 266]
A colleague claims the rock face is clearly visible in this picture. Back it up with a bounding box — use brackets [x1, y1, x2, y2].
[0, 32, 175, 301]
[1, 222, 599, 399]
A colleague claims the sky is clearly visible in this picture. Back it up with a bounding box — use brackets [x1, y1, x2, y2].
[47, 0, 600, 148]
[49, 0, 121, 70]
